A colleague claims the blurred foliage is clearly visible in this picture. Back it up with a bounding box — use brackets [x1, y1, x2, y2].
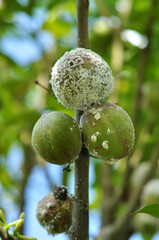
[0, 0, 159, 239]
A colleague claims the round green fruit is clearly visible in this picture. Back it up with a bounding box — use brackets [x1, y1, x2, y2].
[36, 192, 72, 235]
[131, 162, 150, 188]
[133, 213, 159, 235]
[81, 102, 135, 163]
[32, 111, 82, 165]
[50, 48, 114, 110]
[141, 179, 159, 205]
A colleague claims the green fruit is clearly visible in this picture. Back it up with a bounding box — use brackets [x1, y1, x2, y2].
[81, 102, 135, 163]
[32, 111, 82, 165]
[133, 213, 159, 235]
[50, 48, 114, 110]
[141, 179, 159, 205]
[131, 162, 150, 188]
[36, 192, 72, 235]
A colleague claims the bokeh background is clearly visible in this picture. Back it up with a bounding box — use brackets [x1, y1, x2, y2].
[0, 0, 159, 239]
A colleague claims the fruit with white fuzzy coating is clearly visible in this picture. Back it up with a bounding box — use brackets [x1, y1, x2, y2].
[50, 48, 114, 110]
[81, 102, 135, 164]
[32, 111, 82, 165]
[36, 192, 72, 235]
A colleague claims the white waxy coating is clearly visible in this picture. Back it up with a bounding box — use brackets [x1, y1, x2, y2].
[91, 135, 97, 142]
[94, 112, 101, 120]
[91, 131, 101, 142]
[102, 140, 109, 149]
[50, 48, 114, 110]
[107, 128, 111, 135]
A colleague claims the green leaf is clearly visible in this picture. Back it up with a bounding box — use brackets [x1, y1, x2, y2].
[6, 220, 21, 230]
[128, 204, 159, 218]
[19, 212, 25, 220]
[142, 232, 154, 240]
[0, 209, 7, 225]
[14, 219, 24, 232]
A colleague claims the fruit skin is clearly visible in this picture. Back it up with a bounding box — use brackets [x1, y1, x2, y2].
[81, 102, 135, 163]
[50, 48, 114, 110]
[32, 111, 82, 165]
[36, 192, 72, 235]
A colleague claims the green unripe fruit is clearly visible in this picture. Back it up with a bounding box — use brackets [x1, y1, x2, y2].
[81, 102, 135, 164]
[131, 162, 150, 188]
[32, 111, 82, 165]
[36, 192, 72, 235]
[141, 179, 159, 205]
[133, 214, 159, 235]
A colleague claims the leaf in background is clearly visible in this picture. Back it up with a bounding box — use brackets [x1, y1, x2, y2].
[142, 232, 154, 240]
[43, 1, 75, 37]
[0, 167, 15, 188]
[128, 204, 159, 218]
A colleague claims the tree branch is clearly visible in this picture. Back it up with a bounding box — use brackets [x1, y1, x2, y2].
[120, 0, 157, 202]
[99, 140, 159, 240]
[133, 0, 157, 130]
[71, 1, 89, 240]
[0, 225, 14, 240]
[76, 0, 89, 49]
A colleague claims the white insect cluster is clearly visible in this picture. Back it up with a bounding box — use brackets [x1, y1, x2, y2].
[50, 48, 114, 110]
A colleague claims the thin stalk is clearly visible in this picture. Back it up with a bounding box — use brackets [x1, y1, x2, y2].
[71, 1, 89, 240]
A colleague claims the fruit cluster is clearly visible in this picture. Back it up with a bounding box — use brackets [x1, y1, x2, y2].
[32, 48, 135, 234]
[32, 48, 135, 166]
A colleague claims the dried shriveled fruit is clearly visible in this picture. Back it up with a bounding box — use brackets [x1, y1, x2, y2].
[50, 48, 114, 110]
[32, 111, 82, 165]
[81, 102, 135, 164]
[36, 191, 72, 235]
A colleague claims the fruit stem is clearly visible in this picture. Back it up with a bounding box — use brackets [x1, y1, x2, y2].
[34, 80, 56, 98]
[71, 1, 89, 239]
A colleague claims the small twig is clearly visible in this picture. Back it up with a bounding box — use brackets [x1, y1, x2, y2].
[99, 140, 159, 240]
[34, 80, 56, 98]
[63, 164, 72, 172]
[0, 225, 14, 240]
[89, 153, 98, 159]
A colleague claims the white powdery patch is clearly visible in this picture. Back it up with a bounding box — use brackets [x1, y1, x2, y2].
[102, 140, 109, 149]
[107, 128, 111, 135]
[45, 202, 55, 208]
[50, 48, 114, 110]
[91, 135, 97, 142]
[91, 131, 101, 142]
[88, 106, 103, 115]
[94, 112, 101, 120]
[37, 207, 48, 218]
